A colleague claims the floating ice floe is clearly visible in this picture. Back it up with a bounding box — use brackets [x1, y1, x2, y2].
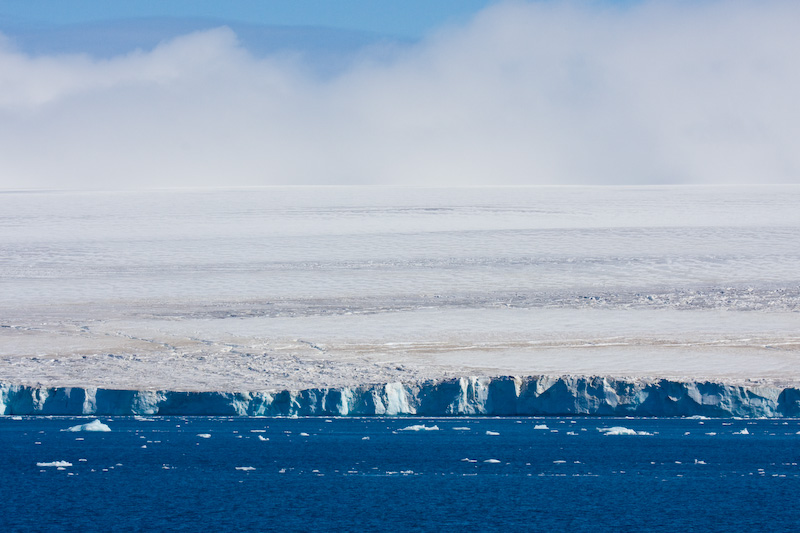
[37, 461, 72, 467]
[235, 466, 256, 471]
[361, 436, 370, 440]
[598, 426, 652, 436]
[299, 432, 310, 437]
[399, 424, 439, 432]
[484, 459, 501, 464]
[485, 431, 500, 436]
[534, 424, 549, 430]
[62, 420, 111, 432]
[196, 434, 211, 439]
[461, 458, 477, 463]
[452, 427, 471, 431]
[733, 428, 750, 435]
[258, 435, 269, 441]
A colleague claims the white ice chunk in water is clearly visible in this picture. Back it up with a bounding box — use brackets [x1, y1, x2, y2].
[485, 431, 500, 436]
[399, 425, 439, 431]
[483, 459, 501, 463]
[299, 432, 310, 437]
[534, 424, 549, 430]
[733, 428, 750, 435]
[598, 426, 652, 436]
[196, 434, 211, 439]
[63, 420, 111, 432]
[258, 435, 269, 441]
[37, 461, 72, 467]
[452, 427, 471, 431]
[235, 466, 256, 471]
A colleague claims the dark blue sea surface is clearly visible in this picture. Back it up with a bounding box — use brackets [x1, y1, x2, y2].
[2, 416, 799, 531]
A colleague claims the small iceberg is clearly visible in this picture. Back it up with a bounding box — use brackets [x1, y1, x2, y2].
[62, 420, 111, 432]
[399, 425, 439, 432]
[235, 466, 256, 471]
[483, 459, 501, 464]
[485, 431, 500, 436]
[196, 434, 211, 439]
[598, 426, 651, 436]
[534, 424, 549, 430]
[258, 435, 269, 441]
[733, 428, 750, 435]
[37, 461, 72, 467]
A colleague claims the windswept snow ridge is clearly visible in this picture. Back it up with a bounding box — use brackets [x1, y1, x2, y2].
[1, 376, 799, 417]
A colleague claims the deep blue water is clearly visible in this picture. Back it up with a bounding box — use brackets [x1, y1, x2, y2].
[2, 416, 799, 531]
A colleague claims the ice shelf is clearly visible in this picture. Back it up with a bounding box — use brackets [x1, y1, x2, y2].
[2, 376, 798, 417]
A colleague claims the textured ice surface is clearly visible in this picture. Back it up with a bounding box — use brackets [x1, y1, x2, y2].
[1, 186, 799, 392]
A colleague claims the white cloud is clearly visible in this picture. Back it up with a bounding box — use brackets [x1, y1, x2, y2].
[1, 0, 799, 189]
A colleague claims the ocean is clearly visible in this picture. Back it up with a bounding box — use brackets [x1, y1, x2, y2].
[2, 416, 799, 531]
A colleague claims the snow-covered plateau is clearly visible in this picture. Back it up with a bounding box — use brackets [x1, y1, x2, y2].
[1, 186, 799, 416]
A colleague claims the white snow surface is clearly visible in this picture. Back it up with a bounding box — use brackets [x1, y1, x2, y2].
[63, 420, 111, 432]
[1, 186, 799, 392]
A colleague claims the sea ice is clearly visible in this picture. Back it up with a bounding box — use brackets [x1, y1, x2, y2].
[235, 466, 256, 471]
[399, 424, 439, 431]
[598, 426, 651, 436]
[534, 424, 549, 430]
[37, 461, 72, 467]
[196, 434, 211, 438]
[62, 420, 111, 432]
[486, 431, 500, 436]
[484, 459, 501, 463]
[258, 435, 269, 441]
[733, 428, 750, 435]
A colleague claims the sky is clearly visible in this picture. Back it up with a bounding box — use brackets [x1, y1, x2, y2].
[1, 0, 798, 189]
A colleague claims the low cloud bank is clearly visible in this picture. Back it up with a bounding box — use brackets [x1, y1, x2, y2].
[1, 1, 798, 189]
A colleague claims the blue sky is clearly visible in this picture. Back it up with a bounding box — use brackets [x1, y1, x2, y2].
[0, 1, 798, 189]
[2, 1, 496, 38]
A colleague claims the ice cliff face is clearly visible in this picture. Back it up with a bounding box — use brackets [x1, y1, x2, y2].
[1, 376, 799, 417]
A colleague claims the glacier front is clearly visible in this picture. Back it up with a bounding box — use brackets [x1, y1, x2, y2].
[2, 376, 799, 417]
